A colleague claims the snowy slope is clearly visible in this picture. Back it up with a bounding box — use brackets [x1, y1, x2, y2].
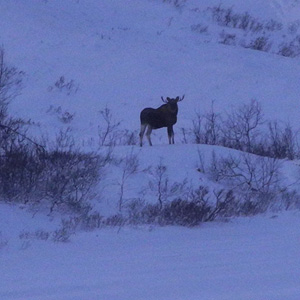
[0, 1, 300, 299]
[0, 0, 300, 143]
[1, 213, 300, 300]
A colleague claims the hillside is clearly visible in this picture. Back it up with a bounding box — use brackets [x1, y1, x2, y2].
[0, 1, 300, 299]
[0, 0, 300, 141]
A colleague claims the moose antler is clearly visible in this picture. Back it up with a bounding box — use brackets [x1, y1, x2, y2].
[161, 96, 168, 103]
[178, 95, 185, 102]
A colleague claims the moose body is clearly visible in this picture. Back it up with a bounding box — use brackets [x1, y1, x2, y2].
[139, 95, 184, 146]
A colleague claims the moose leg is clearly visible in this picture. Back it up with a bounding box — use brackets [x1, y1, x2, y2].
[146, 125, 153, 146]
[167, 126, 174, 144]
[139, 124, 147, 147]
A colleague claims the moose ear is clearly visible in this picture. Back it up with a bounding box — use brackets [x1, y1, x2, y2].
[176, 96, 180, 101]
[166, 97, 171, 101]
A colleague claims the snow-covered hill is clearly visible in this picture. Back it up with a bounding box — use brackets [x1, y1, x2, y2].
[1, 1, 300, 299]
[0, 0, 300, 142]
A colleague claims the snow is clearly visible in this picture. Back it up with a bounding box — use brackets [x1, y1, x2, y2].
[1, 213, 300, 300]
[1, 0, 300, 140]
[0, 0, 300, 299]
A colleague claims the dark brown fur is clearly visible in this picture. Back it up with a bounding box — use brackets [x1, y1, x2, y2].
[139, 95, 184, 146]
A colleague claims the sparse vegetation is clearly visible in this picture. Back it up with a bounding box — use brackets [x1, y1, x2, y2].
[47, 105, 75, 124]
[48, 75, 79, 95]
[189, 99, 300, 160]
[148, 160, 188, 209]
[1, 1, 300, 238]
[1, 49, 299, 231]
[189, 5, 300, 58]
[116, 148, 140, 211]
[0, 50, 103, 215]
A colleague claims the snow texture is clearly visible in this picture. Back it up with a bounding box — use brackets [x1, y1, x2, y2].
[0, 0, 300, 299]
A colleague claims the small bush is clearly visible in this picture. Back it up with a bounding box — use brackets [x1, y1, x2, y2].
[209, 5, 282, 34]
[48, 75, 79, 95]
[81, 212, 104, 230]
[52, 228, 73, 243]
[278, 36, 300, 58]
[161, 199, 211, 226]
[0, 145, 102, 214]
[205, 5, 300, 58]
[191, 24, 208, 34]
[41, 149, 101, 213]
[219, 31, 236, 45]
[105, 214, 127, 227]
[19, 230, 50, 241]
[243, 37, 272, 52]
[125, 187, 237, 227]
[190, 100, 300, 160]
[47, 105, 75, 124]
[280, 190, 300, 211]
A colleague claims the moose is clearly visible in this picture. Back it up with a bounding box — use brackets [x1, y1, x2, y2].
[139, 95, 185, 146]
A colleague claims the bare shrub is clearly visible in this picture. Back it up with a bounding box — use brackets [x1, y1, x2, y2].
[117, 129, 138, 146]
[159, 199, 211, 226]
[207, 151, 283, 213]
[117, 149, 139, 211]
[0, 145, 44, 203]
[19, 230, 50, 241]
[52, 220, 75, 242]
[0, 48, 24, 104]
[47, 105, 75, 124]
[125, 186, 238, 226]
[243, 37, 272, 52]
[148, 160, 168, 209]
[189, 187, 238, 221]
[105, 214, 127, 227]
[278, 35, 300, 58]
[203, 102, 222, 145]
[51, 127, 75, 151]
[266, 121, 299, 160]
[288, 21, 300, 35]
[148, 160, 188, 209]
[0, 49, 46, 203]
[48, 75, 79, 95]
[280, 190, 300, 210]
[206, 6, 293, 57]
[265, 19, 283, 31]
[210, 153, 281, 194]
[81, 212, 105, 230]
[124, 199, 211, 227]
[207, 189, 237, 220]
[97, 107, 121, 147]
[0, 126, 102, 214]
[196, 149, 206, 173]
[42, 150, 100, 213]
[208, 5, 281, 34]
[192, 103, 222, 145]
[0, 48, 28, 155]
[219, 31, 236, 45]
[61, 212, 126, 230]
[124, 198, 147, 225]
[222, 99, 264, 152]
[191, 112, 203, 144]
[190, 99, 300, 160]
[191, 24, 208, 34]
[197, 150, 299, 215]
